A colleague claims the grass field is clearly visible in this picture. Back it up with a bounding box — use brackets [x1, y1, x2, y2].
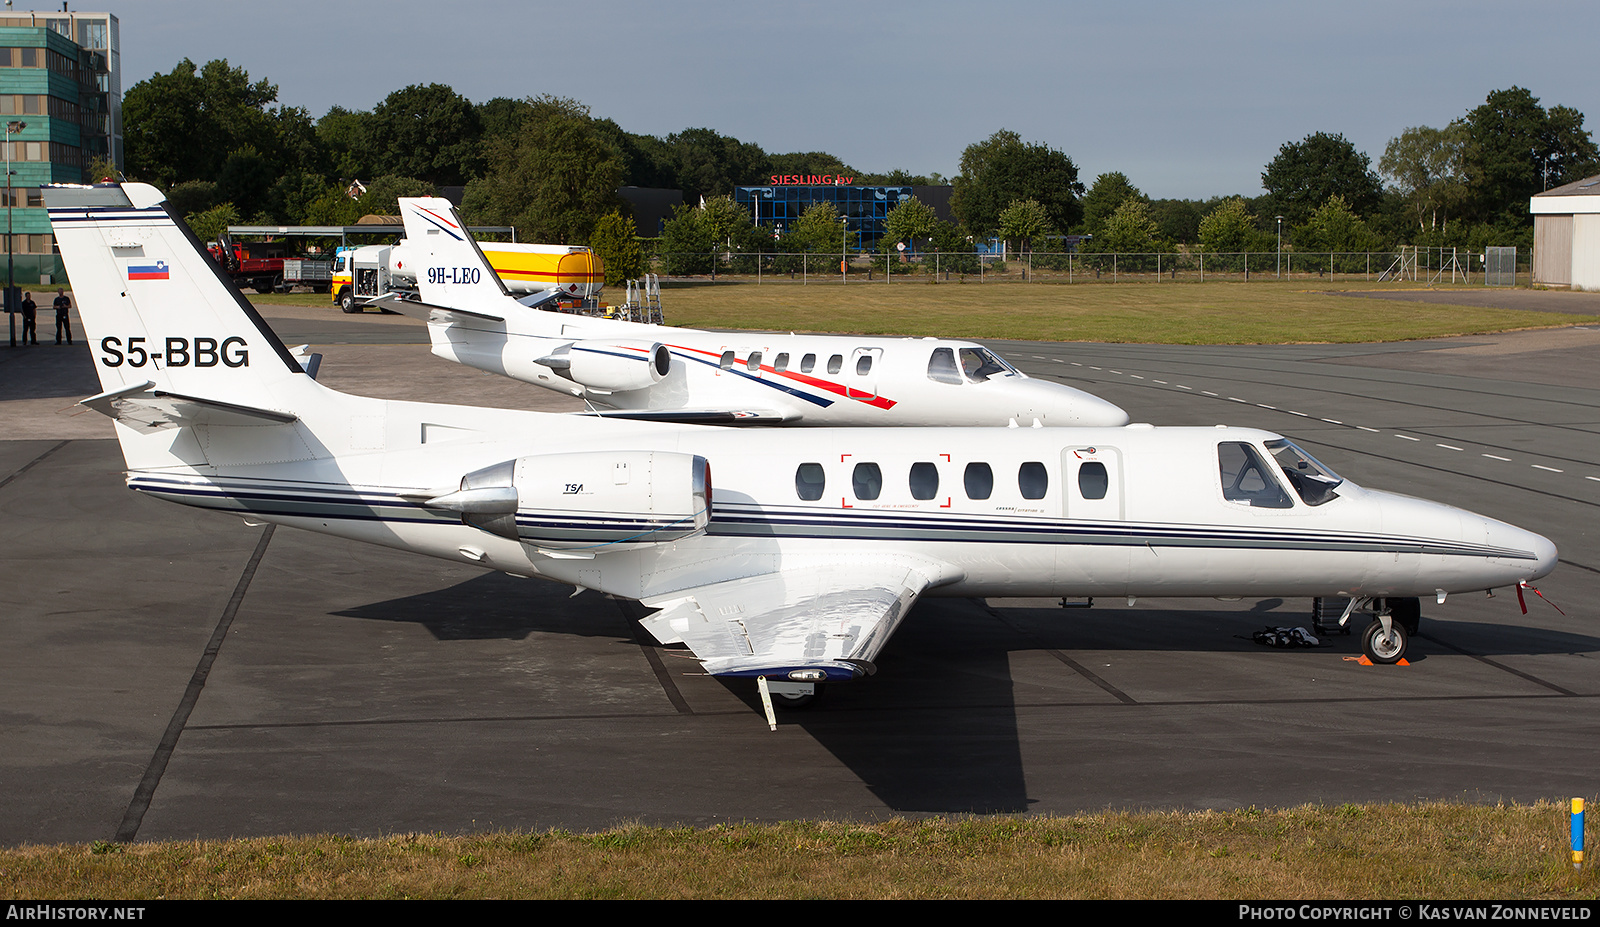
[266, 281, 1600, 345]
[3, 803, 1592, 899]
[655, 281, 1600, 344]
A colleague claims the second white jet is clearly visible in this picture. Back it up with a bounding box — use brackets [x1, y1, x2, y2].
[379, 197, 1131, 428]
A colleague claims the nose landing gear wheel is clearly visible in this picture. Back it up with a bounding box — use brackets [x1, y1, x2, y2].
[1362, 619, 1408, 664]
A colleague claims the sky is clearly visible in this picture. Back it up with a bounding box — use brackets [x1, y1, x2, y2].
[105, 0, 1600, 201]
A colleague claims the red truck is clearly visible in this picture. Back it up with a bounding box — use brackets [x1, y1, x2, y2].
[207, 234, 332, 294]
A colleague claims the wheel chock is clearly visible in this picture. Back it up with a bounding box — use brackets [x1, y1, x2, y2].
[1346, 656, 1411, 666]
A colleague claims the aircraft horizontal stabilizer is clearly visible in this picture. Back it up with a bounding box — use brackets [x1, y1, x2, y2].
[638, 558, 958, 680]
[577, 409, 795, 426]
[79, 382, 298, 434]
[367, 293, 505, 324]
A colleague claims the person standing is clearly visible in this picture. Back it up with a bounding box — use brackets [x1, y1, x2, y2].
[19, 290, 35, 345]
[53, 288, 70, 344]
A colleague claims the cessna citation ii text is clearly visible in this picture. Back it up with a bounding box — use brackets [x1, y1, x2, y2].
[52, 184, 1557, 717]
[373, 196, 1130, 428]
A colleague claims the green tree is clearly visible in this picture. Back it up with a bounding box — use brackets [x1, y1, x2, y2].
[658, 203, 716, 274]
[363, 83, 484, 186]
[356, 175, 436, 218]
[315, 105, 370, 180]
[588, 211, 644, 286]
[662, 127, 771, 204]
[1080, 172, 1145, 236]
[951, 129, 1084, 235]
[184, 202, 240, 242]
[1459, 87, 1599, 227]
[1090, 199, 1167, 254]
[1293, 196, 1384, 253]
[1380, 124, 1469, 234]
[1261, 132, 1383, 225]
[785, 202, 846, 254]
[997, 198, 1054, 253]
[1198, 197, 1273, 254]
[884, 196, 939, 247]
[461, 96, 625, 244]
[123, 58, 284, 191]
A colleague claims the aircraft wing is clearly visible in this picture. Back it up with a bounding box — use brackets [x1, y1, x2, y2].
[80, 382, 298, 433]
[576, 408, 796, 426]
[637, 556, 960, 679]
[367, 293, 505, 324]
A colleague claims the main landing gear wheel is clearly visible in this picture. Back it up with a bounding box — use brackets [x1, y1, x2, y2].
[771, 684, 826, 710]
[1362, 618, 1408, 664]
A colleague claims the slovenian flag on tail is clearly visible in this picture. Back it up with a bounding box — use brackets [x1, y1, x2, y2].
[127, 261, 169, 280]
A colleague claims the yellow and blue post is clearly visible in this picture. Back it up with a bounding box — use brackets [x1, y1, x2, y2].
[1574, 798, 1585, 869]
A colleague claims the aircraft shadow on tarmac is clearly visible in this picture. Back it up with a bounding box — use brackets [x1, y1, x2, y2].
[331, 571, 635, 642]
[327, 577, 1595, 816]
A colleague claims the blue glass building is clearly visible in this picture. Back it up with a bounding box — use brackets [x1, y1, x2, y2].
[0, 10, 119, 281]
[735, 184, 939, 252]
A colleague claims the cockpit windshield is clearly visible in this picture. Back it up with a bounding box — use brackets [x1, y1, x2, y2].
[1265, 438, 1343, 506]
[958, 347, 1018, 382]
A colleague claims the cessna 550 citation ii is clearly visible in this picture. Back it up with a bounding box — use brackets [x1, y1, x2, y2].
[371, 196, 1130, 428]
[52, 183, 1557, 720]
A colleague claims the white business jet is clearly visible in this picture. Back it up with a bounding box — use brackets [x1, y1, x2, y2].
[376, 196, 1130, 428]
[54, 183, 1557, 718]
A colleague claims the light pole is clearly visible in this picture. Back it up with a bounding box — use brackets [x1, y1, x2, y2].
[6, 120, 25, 348]
[1275, 215, 1284, 279]
[840, 215, 848, 284]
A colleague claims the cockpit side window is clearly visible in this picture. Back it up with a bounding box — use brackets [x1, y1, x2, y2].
[1265, 438, 1343, 506]
[927, 347, 964, 384]
[959, 347, 1018, 382]
[1218, 442, 1293, 508]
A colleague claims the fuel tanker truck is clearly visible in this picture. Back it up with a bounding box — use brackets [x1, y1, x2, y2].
[332, 241, 603, 312]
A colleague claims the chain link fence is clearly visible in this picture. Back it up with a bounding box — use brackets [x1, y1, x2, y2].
[647, 247, 1528, 286]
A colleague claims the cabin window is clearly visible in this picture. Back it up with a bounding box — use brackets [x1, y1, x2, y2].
[774, 352, 789, 372]
[746, 351, 761, 372]
[927, 347, 964, 385]
[1078, 462, 1109, 500]
[964, 462, 994, 499]
[856, 354, 873, 375]
[852, 462, 883, 501]
[795, 463, 826, 501]
[909, 462, 939, 500]
[800, 353, 816, 373]
[1265, 438, 1342, 506]
[719, 350, 734, 370]
[827, 354, 844, 375]
[1219, 442, 1293, 508]
[1018, 461, 1048, 500]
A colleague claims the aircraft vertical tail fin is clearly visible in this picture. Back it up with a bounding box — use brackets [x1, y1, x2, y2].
[46, 183, 330, 470]
[398, 197, 514, 314]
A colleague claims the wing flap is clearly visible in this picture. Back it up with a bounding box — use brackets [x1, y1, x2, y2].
[80, 382, 298, 433]
[638, 557, 958, 679]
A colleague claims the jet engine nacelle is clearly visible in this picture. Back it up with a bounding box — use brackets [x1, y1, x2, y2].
[427, 451, 710, 550]
[539, 340, 671, 394]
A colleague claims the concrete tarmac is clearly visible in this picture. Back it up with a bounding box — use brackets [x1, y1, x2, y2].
[2, 299, 1597, 846]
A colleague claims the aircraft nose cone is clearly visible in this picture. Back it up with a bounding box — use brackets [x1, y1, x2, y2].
[1528, 531, 1559, 581]
[1025, 380, 1130, 426]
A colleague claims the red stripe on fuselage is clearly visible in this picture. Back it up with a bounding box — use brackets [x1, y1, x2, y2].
[667, 343, 898, 409]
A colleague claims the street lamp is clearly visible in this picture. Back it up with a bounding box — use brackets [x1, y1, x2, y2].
[1275, 215, 1284, 279]
[840, 215, 848, 284]
[6, 120, 25, 348]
